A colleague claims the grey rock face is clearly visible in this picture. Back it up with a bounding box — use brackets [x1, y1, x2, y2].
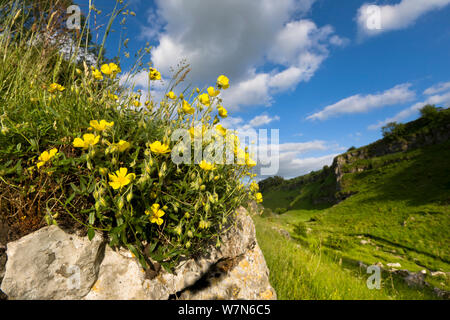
[0, 207, 276, 300]
[1, 226, 105, 300]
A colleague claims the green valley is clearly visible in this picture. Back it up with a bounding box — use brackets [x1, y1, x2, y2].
[254, 106, 450, 300]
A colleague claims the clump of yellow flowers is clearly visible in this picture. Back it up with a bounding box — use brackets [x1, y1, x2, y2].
[0, 2, 261, 272]
[5, 34, 260, 271]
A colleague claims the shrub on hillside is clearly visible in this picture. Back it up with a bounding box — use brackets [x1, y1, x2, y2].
[381, 122, 406, 139]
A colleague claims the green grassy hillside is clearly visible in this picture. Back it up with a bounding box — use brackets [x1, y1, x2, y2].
[255, 111, 450, 299]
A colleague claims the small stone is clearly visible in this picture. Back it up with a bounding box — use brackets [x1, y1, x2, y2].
[387, 263, 402, 268]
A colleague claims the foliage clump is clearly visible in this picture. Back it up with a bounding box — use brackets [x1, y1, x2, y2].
[0, 1, 261, 271]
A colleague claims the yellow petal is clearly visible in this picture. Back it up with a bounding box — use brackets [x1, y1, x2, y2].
[109, 181, 121, 190]
[73, 138, 85, 148]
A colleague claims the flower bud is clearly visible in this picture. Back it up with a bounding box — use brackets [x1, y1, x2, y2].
[100, 197, 107, 207]
[126, 192, 133, 202]
[118, 197, 124, 210]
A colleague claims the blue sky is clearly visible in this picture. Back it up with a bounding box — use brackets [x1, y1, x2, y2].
[75, 0, 450, 178]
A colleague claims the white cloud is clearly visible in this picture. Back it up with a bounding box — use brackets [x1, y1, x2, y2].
[248, 114, 280, 128]
[268, 67, 305, 92]
[307, 83, 416, 121]
[142, 0, 346, 110]
[220, 73, 272, 109]
[424, 81, 450, 95]
[220, 114, 280, 133]
[256, 140, 341, 179]
[276, 153, 338, 178]
[357, 0, 450, 36]
[368, 90, 450, 130]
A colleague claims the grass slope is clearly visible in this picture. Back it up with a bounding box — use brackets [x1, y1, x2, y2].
[256, 140, 450, 299]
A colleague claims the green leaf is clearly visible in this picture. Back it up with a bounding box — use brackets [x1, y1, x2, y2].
[65, 192, 76, 205]
[87, 228, 95, 241]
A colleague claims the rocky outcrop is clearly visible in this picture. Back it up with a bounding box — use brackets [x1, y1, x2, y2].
[0, 226, 106, 300]
[332, 121, 450, 193]
[358, 261, 450, 299]
[0, 207, 276, 300]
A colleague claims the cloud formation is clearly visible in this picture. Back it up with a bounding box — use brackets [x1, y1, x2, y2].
[368, 89, 450, 130]
[140, 0, 346, 110]
[424, 81, 450, 95]
[307, 83, 416, 121]
[357, 0, 450, 36]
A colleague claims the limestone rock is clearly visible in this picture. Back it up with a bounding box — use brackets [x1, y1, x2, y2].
[247, 200, 263, 216]
[1, 207, 276, 300]
[178, 245, 276, 300]
[1, 225, 105, 300]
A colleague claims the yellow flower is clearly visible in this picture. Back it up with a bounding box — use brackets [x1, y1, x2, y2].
[101, 63, 121, 78]
[73, 133, 100, 149]
[207, 86, 220, 97]
[250, 182, 259, 192]
[150, 141, 171, 154]
[36, 148, 58, 169]
[218, 106, 228, 118]
[198, 93, 210, 106]
[181, 100, 195, 115]
[92, 68, 103, 80]
[48, 83, 65, 94]
[132, 99, 141, 107]
[217, 75, 229, 89]
[236, 148, 246, 164]
[145, 203, 165, 225]
[189, 125, 207, 139]
[215, 124, 227, 136]
[90, 120, 114, 131]
[198, 219, 210, 229]
[108, 92, 119, 100]
[167, 91, 177, 100]
[108, 167, 135, 190]
[246, 157, 257, 168]
[256, 193, 263, 203]
[115, 140, 131, 152]
[149, 67, 161, 80]
[199, 160, 216, 171]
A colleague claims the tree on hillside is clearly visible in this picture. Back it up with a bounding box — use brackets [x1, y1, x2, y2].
[420, 104, 443, 121]
[258, 176, 285, 193]
[381, 122, 406, 139]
